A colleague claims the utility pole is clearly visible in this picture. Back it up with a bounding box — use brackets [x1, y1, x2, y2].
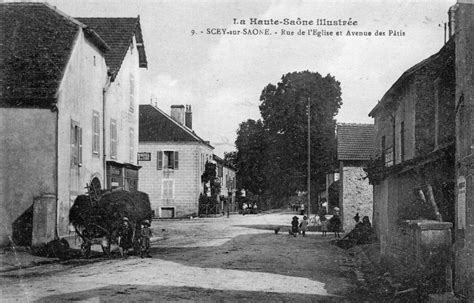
[307, 97, 311, 216]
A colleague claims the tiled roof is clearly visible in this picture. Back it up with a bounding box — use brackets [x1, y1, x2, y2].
[337, 123, 375, 161]
[139, 104, 213, 148]
[76, 17, 148, 80]
[0, 3, 109, 108]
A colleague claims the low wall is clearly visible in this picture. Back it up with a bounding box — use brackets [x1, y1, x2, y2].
[384, 220, 453, 294]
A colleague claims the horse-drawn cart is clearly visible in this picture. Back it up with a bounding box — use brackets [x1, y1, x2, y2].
[69, 190, 153, 258]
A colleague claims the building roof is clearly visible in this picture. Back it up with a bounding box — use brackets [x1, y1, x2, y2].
[0, 2, 109, 108]
[139, 104, 213, 149]
[76, 17, 148, 80]
[337, 123, 375, 161]
[369, 38, 455, 117]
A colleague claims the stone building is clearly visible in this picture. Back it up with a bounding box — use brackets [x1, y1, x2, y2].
[453, 1, 474, 299]
[368, 34, 455, 257]
[336, 123, 375, 232]
[138, 104, 214, 218]
[0, 3, 147, 246]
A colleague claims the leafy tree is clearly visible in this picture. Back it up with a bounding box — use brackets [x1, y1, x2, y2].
[235, 119, 267, 195]
[223, 151, 237, 169]
[259, 71, 341, 195]
[201, 161, 221, 198]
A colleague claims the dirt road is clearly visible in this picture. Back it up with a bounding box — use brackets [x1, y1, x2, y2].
[1, 211, 364, 302]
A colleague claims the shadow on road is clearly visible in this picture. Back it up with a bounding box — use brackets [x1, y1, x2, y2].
[36, 284, 345, 302]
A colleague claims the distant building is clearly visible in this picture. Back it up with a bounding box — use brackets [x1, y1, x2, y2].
[336, 123, 375, 232]
[0, 3, 147, 246]
[138, 104, 214, 218]
[213, 154, 237, 212]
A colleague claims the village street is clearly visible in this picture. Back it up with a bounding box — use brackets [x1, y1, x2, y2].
[0, 210, 388, 302]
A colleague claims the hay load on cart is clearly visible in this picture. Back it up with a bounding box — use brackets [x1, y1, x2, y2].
[69, 190, 153, 257]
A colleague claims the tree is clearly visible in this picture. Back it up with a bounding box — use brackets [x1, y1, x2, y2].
[201, 161, 220, 198]
[235, 119, 267, 195]
[259, 71, 341, 195]
[223, 151, 237, 169]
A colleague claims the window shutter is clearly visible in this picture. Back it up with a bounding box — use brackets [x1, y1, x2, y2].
[78, 127, 83, 165]
[174, 151, 179, 169]
[157, 151, 163, 170]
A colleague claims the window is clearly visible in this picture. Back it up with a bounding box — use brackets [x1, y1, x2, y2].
[381, 135, 386, 163]
[92, 111, 100, 155]
[110, 119, 117, 159]
[129, 128, 135, 163]
[434, 80, 440, 149]
[71, 121, 82, 166]
[162, 179, 174, 199]
[157, 151, 179, 170]
[129, 74, 135, 113]
[400, 121, 405, 162]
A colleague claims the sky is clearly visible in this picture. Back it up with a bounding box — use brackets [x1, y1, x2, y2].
[26, 0, 456, 156]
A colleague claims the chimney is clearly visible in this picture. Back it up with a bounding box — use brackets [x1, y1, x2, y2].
[448, 5, 458, 37]
[170, 105, 185, 125]
[185, 105, 192, 129]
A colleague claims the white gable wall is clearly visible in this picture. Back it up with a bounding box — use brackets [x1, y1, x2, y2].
[104, 35, 140, 168]
[56, 30, 108, 236]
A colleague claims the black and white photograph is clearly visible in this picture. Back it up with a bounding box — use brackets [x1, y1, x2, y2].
[1, 0, 473, 301]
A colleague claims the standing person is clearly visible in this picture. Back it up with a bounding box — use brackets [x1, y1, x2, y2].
[242, 202, 248, 215]
[253, 202, 258, 214]
[320, 216, 328, 237]
[291, 216, 299, 237]
[300, 203, 305, 215]
[140, 220, 152, 258]
[118, 217, 133, 258]
[330, 213, 342, 239]
[299, 216, 309, 237]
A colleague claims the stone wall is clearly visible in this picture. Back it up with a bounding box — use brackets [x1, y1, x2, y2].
[340, 164, 373, 232]
[454, 2, 474, 299]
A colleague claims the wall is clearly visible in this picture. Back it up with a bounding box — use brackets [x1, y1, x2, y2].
[104, 35, 140, 168]
[340, 164, 373, 232]
[454, 2, 474, 299]
[56, 30, 108, 237]
[0, 108, 56, 246]
[138, 142, 213, 217]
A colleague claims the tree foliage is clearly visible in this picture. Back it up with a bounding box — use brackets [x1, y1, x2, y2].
[235, 71, 342, 200]
[235, 119, 267, 195]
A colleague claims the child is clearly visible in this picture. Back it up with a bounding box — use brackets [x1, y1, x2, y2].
[291, 216, 299, 237]
[140, 220, 152, 258]
[299, 215, 309, 237]
[118, 217, 133, 258]
[320, 216, 328, 237]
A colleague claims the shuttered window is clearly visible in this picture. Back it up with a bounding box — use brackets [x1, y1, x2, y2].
[92, 111, 100, 155]
[157, 151, 179, 170]
[71, 121, 82, 166]
[162, 179, 174, 199]
[110, 119, 117, 159]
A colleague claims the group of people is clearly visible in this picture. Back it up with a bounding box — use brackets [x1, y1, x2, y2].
[242, 202, 258, 215]
[117, 217, 152, 258]
[289, 203, 306, 215]
[290, 215, 309, 237]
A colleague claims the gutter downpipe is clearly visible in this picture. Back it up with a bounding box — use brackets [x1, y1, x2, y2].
[51, 102, 60, 240]
[103, 76, 111, 190]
